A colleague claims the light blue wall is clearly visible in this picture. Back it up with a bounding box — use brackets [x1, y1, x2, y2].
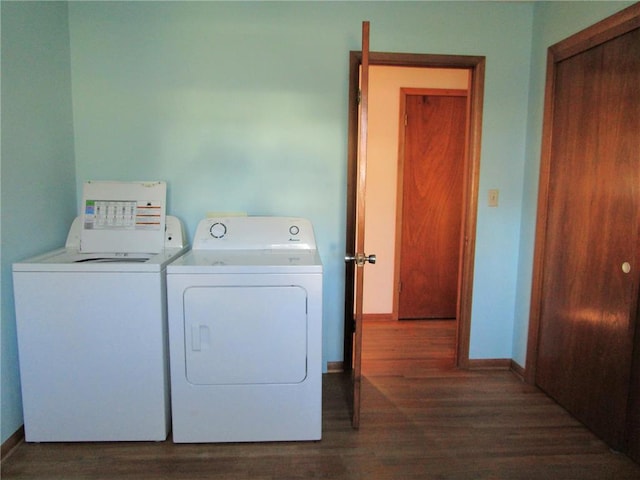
[511, 0, 635, 367]
[67, 1, 534, 366]
[0, 2, 76, 443]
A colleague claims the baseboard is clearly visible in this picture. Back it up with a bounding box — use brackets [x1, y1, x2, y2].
[362, 313, 394, 322]
[327, 361, 344, 373]
[329, 358, 525, 377]
[466, 358, 527, 381]
[510, 360, 525, 381]
[467, 358, 512, 370]
[1, 425, 24, 462]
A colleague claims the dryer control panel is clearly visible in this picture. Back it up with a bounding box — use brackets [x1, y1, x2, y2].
[193, 217, 317, 251]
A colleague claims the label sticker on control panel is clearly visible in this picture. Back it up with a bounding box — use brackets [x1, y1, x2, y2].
[84, 200, 162, 231]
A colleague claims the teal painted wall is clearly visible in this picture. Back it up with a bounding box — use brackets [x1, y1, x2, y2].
[1, 1, 76, 443]
[511, 0, 635, 367]
[1, 0, 634, 445]
[66, 1, 534, 366]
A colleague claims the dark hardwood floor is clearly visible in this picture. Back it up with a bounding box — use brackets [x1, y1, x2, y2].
[3, 320, 640, 479]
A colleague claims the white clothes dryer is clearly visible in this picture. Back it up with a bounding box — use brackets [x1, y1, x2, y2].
[167, 216, 323, 443]
[12, 181, 188, 442]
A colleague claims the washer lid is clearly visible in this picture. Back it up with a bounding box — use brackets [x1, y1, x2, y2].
[13, 246, 187, 272]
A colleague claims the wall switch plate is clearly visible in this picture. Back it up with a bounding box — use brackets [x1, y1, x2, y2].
[488, 189, 499, 207]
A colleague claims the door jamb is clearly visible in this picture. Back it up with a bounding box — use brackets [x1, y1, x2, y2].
[344, 52, 485, 370]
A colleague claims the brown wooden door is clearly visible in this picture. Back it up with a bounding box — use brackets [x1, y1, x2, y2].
[535, 26, 640, 451]
[343, 20, 371, 429]
[398, 92, 466, 319]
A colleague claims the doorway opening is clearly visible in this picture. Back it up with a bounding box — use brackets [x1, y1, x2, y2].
[344, 52, 485, 374]
[363, 68, 469, 373]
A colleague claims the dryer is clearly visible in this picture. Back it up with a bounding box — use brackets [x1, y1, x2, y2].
[167, 216, 323, 443]
[12, 181, 188, 442]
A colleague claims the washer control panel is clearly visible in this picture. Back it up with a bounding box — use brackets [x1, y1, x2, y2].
[193, 217, 316, 250]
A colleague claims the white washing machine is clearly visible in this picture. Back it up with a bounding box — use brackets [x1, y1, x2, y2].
[12, 181, 188, 442]
[167, 216, 323, 443]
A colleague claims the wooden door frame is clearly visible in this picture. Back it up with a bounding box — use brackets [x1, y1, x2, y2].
[394, 87, 469, 322]
[344, 52, 485, 370]
[524, 3, 640, 386]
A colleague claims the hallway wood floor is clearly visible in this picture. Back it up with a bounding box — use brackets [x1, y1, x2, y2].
[3, 320, 640, 479]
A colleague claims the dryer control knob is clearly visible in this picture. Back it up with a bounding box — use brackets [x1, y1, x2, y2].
[289, 225, 300, 236]
[209, 222, 227, 239]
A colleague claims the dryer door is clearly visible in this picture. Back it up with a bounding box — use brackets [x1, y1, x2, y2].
[184, 285, 308, 385]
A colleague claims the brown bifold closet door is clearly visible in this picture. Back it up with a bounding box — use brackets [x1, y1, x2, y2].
[535, 23, 640, 452]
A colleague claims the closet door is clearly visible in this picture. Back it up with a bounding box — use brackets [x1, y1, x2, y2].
[535, 26, 640, 450]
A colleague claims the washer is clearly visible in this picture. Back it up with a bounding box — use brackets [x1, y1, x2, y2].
[167, 216, 323, 443]
[12, 181, 188, 442]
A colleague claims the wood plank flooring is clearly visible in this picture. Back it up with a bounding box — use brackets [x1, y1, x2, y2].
[3, 320, 640, 479]
[362, 318, 457, 375]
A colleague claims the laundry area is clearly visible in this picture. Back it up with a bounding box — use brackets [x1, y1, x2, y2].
[11, 181, 323, 443]
[6, 0, 638, 469]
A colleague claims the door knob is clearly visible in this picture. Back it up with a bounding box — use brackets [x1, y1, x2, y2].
[345, 253, 377, 266]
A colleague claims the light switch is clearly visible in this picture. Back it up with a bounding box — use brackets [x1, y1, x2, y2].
[488, 189, 499, 207]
